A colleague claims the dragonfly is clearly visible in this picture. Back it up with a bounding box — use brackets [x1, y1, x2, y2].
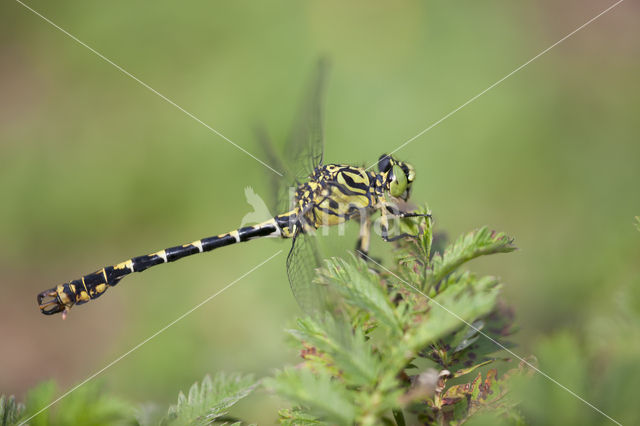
[37, 60, 428, 318]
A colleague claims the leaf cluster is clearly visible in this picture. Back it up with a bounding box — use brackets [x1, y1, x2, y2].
[267, 206, 529, 424]
[2, 373, 256, 426]
[159, 373, 256, 426]
[1, 395, 25, 426]
[2, 206, 532, 425]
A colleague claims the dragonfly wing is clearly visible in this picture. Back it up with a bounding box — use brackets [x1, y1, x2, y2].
[286, 231, 328, 316]
[283, 60, 331, 314]
[255, 59, 329, 214]
[257, 60, 332, 314]
[283, 58, 329, 185]
[255, 127, 296, 213]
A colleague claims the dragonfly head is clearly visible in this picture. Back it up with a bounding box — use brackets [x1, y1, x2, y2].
[378, 154, 416, 201]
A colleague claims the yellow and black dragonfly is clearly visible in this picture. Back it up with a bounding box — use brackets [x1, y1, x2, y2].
[37, 61, 427, 318]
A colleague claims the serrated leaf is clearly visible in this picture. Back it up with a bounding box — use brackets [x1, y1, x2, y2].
[163, 373, 255, 426]
[404, 275, 501, 355]
[272, 222, 520, 425]
[319, 255, 404, 336]
[427, 227, 515, 289]
[1, 395, 25, 426]
[478, 369, 498, 400]
[188, 382, 200, 406]
[470, 372, 483, 400]
[18, 380, 134, 426]
[136, 402, 165, 426]
[290, 316, 382, 387]
[442, 372, 482, 402]
[441, 367, 521, 422]
[449, 317, 484, 353]
[265, 369, 356, 424]
[441, 302, 517, 372]
[278, 407, 325, 425]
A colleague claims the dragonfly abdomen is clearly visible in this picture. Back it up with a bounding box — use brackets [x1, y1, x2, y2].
[37, 218, 287, 316]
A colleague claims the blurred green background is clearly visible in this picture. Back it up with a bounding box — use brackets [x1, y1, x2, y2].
[1, 0, 638, 424]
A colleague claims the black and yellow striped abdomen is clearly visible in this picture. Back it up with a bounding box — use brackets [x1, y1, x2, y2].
[38, 217, 287, 316]
[37, 157, 418, 318]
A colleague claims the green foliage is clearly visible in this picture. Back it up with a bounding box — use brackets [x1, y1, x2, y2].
[395, 207, 515, 296]
[266, 209, 527, 425]
[513, 279, 640, 425]
[277, 407, 324, 425]
[4, 380, 135, 426]
[2, 373, 256, 426]
[1, 395, 25, 426]
[5, 208, 528, 425]
[160, 373, 256, 426]
[267, 368, 356, 425]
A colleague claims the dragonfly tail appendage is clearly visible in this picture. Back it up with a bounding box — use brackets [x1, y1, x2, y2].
[37, 218, 287, 317]
[37, 288, 66, 315]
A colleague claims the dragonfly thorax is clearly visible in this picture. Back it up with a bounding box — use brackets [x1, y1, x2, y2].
[291, 164, 376, 231]
[288, 154, 416, 233]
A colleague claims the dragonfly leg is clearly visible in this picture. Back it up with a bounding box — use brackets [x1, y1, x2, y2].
[382, 232, 417, 242]
[378, 200, 429, 241]
[383, 204, 432, 220]
[355, 216, 372, 258]
[379, 207, 411, 242]
[396, 211, 431, 219]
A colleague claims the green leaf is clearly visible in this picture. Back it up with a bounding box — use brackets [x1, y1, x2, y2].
[428, 299, 516, 372]
[420, 206, 434, 261]
[452, 359, 496, 379]
[427, 227, 515, 290]
[271, 222, 520, 425]
[53, 382, 134, 426]
[442, 372, 483, 402]
[449, 318, 484, 353]
[404, 275, 501, 356]
[319, 256, 404, 337]
[1, 395, 25, 426]
[277, 408, 325, 425]
[289, 316, 382, 387]
[265, 369, 356, 424]
[440, 366, 529, 423]
[163, 373, 255, 426]
[22, 381, 56, 426]
[135, 403, 164, 426]
[17, 380, 134, 426]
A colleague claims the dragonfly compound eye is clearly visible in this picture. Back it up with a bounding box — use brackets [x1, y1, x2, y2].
[389, 164, 408, 198]
[378, 154, 392, 173]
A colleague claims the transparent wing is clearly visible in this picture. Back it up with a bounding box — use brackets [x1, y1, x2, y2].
[282, 60, 331, 315]
[256, 59, 329, 214]
[286, 231, 329, 316]
[283, 58, 329, 188]
[257, 59, 331, 314]
[255, 127, 296, 213]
